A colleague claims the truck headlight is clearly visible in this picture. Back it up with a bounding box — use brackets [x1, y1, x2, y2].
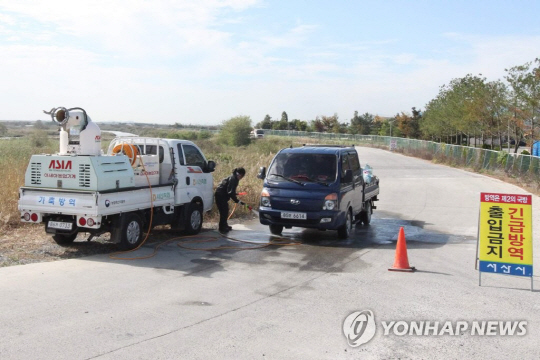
[324, 200, 336, 210]
[261, 188, 271, 207]
[323, 193, 338, 211]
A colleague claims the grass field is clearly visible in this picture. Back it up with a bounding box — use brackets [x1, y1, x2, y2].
[0, 135, 58, 233]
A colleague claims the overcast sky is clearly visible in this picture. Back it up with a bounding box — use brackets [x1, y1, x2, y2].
[1, 0, 539, 125]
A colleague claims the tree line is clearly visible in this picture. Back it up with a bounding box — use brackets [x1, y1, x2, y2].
[423, 58, 539, 152]
[252, 57, 539, 153]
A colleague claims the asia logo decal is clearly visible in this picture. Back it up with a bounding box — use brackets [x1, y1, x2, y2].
[343, 310, 376, 347]
[49, 160, 72, 170]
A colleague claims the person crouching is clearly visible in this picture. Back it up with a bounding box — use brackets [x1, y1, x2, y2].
[214, 167, 246, 233]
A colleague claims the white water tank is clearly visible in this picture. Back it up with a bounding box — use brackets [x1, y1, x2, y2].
[59, 128, 69, 155]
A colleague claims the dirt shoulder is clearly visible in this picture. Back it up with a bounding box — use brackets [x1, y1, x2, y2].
[0, 226, 117, 267]
[0, 215, 254, 268]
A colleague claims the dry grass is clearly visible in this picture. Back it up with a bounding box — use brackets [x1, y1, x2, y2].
[200, 136, 301, 220]
[0, 137, 58, 233]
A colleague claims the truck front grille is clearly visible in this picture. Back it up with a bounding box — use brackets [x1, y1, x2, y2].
[30, 162, 42, 185]
[79, 164, 91, 188]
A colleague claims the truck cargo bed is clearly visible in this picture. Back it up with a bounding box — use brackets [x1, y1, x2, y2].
[18, 185, 176, 217]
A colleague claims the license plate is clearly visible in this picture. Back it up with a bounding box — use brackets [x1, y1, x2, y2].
[281, 211, 307, 220]
[48, 221, 73, 230]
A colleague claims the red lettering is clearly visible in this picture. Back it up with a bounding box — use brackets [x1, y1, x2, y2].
[48, 160, 72, 170]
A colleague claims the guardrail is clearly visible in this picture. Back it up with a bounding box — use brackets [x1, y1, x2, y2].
[264, 130, 540, 177]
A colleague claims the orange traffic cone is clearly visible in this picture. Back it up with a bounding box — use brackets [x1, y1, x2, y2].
[388, 227, 416, 272]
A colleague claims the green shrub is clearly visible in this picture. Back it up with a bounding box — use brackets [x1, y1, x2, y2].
[521, 150, 531, 155]
[30, 129, 50, 148]
[218, 116, 252, 146]
[497, 151, 508, 166]
[177, 131, 198, 140]
[198, 130, 213, 140]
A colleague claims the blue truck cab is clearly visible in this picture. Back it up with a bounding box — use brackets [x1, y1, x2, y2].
[257, 145, 379, 238]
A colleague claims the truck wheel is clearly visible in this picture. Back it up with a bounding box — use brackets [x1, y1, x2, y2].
[52, 232, 78, 245]
[184, 202, 203, 235]
[115, 213, 144, 250]
[360, 201, 372, 225]
[338, 210, 352, 239]
[269, 224, 283, 235]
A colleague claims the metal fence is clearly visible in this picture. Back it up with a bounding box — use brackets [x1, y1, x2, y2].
[265, 130, 540, 177]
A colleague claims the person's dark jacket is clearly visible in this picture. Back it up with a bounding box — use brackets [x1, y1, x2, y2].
[215, 172, 240, 203]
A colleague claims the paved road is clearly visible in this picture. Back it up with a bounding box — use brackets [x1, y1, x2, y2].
[1, 147, 538, 359]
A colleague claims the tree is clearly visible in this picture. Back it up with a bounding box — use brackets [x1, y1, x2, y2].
[311, 117, 325, 132]
[360, 112, 373, 135]
[256, 115, 273, 129]
[396, 107, 422, 139]
[34, 120, 45, 129]
[281, 111, 288, 123]
[421, 74, 489, 144]
[410, 107, 422, 138]
[218, 115, 252, 146]
[395, 112, 411, 137]
[349, 111, 373, 135]
[321, 114, 340, 133]
[289, 119, 308, 131]
[378, 118, 390, 136]
[350, 111, 361, 134]
[483, 80, 511, 150]
[280, 111, 289, 130]
[272, 119, 287, 130]
[505, 58, 540, 152]
[371, 115, 385, 135]
[0, 122, 6, 136]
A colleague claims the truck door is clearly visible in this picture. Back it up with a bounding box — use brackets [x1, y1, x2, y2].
[175, 144, 213, 211]
[348, 150, 363, 214]
[340, 152, 354, 212]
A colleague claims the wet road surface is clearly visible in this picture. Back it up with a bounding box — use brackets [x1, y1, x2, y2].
[1, 146, 538, 360]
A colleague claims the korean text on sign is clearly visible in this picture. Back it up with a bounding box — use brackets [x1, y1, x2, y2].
[478, 192, 533, 277]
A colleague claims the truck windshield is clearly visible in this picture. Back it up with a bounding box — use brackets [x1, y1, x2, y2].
[267, 153, 337, 184]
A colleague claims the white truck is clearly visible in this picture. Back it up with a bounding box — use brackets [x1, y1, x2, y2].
[18, 107, 216, 250]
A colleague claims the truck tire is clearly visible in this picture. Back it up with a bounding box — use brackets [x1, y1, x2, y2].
[114, 213, 144, 250]
[269, 224, 283, 235]
[184, 202, 203, 235]
[360, 201, 372, 225]
[52, 232, 78, 245]
[338, 210, 352, 239]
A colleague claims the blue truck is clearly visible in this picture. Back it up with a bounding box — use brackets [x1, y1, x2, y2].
[256, 145, 379, 238]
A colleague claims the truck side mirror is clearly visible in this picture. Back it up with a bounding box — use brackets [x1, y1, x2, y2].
[342, 169, 353, 183]
[205, 160, 216, 173]
[257, 166, 266, 179]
